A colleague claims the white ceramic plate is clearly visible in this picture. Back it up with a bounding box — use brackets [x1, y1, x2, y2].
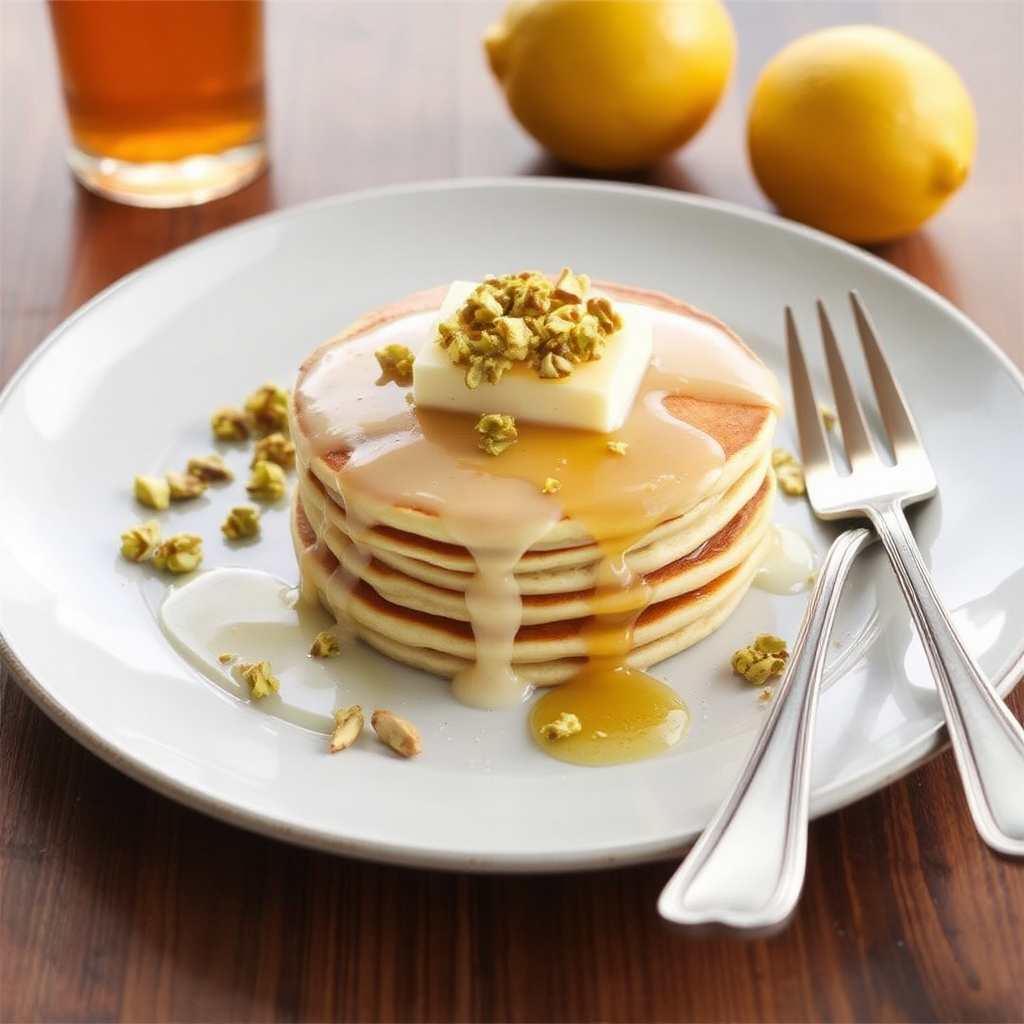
[2, 179, 1023, 872]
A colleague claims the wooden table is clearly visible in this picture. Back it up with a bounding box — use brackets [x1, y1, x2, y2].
[2, 2, 1022, 1020]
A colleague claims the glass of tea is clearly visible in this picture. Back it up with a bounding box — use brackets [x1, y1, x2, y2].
[47, 0, 268, 208]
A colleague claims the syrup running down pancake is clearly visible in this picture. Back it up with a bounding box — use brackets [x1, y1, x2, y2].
[289, 276, 782, 709]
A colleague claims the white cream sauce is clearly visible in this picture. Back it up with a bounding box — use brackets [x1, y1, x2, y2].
[160, 567, 341, 731]
[755, 524, 819, 595]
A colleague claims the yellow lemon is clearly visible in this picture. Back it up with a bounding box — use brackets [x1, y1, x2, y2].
[746, 25, 976, 244]
[484, 0, 735, 172]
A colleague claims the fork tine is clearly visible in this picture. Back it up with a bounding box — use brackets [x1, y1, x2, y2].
[849, 291, 925, 459]
[817, 300, 877, 466]
[784, 306, 833, 473]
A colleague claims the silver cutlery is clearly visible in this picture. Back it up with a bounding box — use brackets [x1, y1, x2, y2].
[659, 290, 1024, 936]
[786, 292, 1024, 857]
[658, 524, 873, 935]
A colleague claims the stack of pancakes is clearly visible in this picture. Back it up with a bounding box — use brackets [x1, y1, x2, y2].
[290, 281, 779, 693]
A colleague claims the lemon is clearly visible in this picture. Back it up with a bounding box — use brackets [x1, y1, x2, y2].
[746, 25, 976, 244]
[484, 0, 735, 172]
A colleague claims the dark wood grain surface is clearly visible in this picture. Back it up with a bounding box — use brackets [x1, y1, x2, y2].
[2, 2, 1022, 1021]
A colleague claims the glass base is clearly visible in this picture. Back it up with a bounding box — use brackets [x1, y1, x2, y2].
[66, 141, 268, 208]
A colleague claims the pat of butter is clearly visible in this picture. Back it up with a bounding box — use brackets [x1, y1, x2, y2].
[412, 281, 652, 432]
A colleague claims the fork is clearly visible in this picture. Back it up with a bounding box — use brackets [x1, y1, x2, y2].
[658, 524, 873, 935]
[787, 292, 1024, 857]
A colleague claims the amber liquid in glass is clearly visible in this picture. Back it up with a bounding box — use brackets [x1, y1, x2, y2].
[48, 0, 267, 206]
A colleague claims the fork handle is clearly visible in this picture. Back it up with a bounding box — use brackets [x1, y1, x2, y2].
[657, 527, 874, 935]
[870, 503, 1024, 857]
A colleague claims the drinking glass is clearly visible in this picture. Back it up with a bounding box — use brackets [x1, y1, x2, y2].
[48, 0, 268, 207]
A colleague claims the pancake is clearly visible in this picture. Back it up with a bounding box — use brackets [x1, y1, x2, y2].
[296, 449, 771, 621]
[292, 471, 775, 686]
[289, 275, 782, 707]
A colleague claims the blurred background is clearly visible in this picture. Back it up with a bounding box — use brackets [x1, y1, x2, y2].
[3, 0, 1021, 372]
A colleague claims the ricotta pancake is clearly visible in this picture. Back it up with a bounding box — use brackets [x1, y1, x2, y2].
[289, 275, 782, 707]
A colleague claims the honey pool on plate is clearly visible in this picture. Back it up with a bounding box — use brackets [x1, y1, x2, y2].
[530, 664, 691, 766]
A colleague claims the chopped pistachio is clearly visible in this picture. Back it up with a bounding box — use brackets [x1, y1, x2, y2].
[541, 712, 582, 741]
[330, 705, 365, 752]
[436, 269, 623, 388]
[237, 659, 279, 699]
[731, 634, 790, 685]
[187, 453, 234, 483]
[732, 650, 784, 686]
[541, 477, 561, 494]
[776, 463, 806, 497]
[606, 440, 629, 455]
[251, 431, 296, 471]
[374, 343, 416, 386]
[244, 382, 290, 436]
[246, 459, 288, 500]
[120, 520, 162, 562]
[221, 505, 261, 539]
[552, 267, 587, 303]
[211, 406, 252, 441]
[537, 351, 574, 379]
[167, 471, 209, 501]
[371, 708, 423, 757]
[152, 533, 203, 574]
[309, 630, 342, 658]
[586, 295, 620, 334]
[476, 413, 517, 456]
[134, 474, 171, 510]
[753, 633, 788, 655]
[771, 447, 806, 497]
